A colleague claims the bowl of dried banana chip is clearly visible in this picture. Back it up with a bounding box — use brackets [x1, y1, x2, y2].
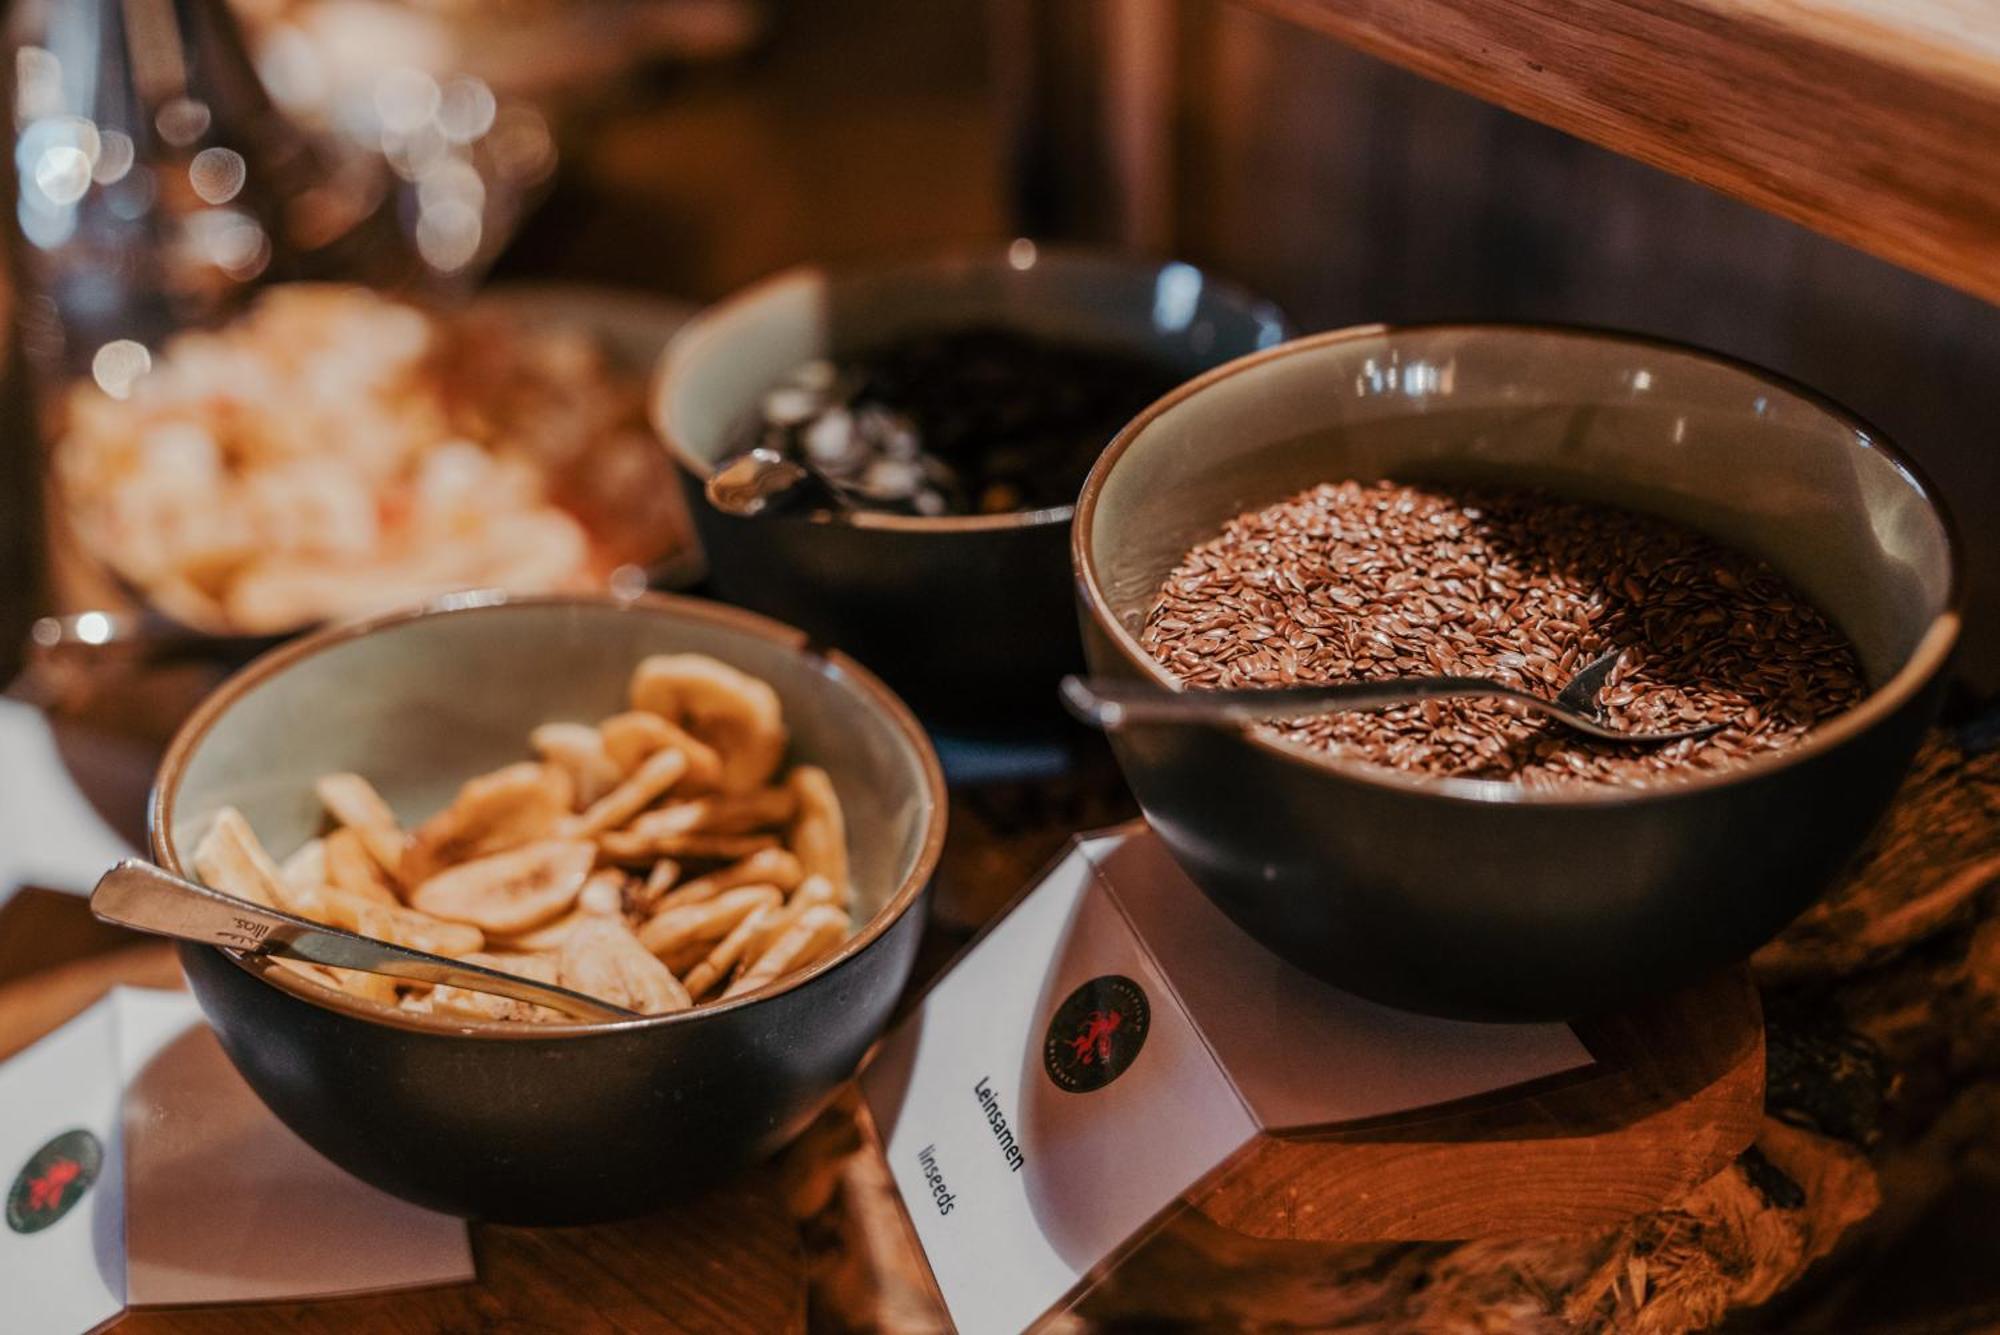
[151, 591, 945, 1223]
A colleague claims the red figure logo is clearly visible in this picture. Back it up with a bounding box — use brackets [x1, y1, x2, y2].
[1044, 975, 1149, 1093]
[25, 1158, 79, 1213]
[1067, 1010, 1123, 1066]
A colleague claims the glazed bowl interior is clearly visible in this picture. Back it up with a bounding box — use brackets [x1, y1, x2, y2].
[656, 244, 1291, 520]
[1083, 324, 1958, 786]
[156, 593, 943, 1029]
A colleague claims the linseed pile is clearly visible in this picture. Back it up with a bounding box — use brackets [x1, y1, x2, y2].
[1140, 480, 1866, 789]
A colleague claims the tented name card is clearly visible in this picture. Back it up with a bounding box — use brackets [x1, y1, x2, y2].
[860, 825, 1593, 1335]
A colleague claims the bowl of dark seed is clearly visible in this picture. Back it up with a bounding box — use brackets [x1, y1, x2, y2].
[654, 243, 1288, 731]
[1075, 324, 1959, 1020]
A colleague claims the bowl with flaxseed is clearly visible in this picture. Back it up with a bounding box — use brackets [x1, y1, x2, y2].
[654, 244, 1288, 733]
[1075, 325, 1959, 1020]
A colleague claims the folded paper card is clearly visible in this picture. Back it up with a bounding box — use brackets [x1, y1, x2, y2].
[0, 986, 474, 1334]
[0, 698, 145, 908]
[859, 824, 1594, 1335]
[0, 997, 125, 1335]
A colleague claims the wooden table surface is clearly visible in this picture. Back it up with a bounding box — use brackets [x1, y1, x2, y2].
[5, 696, 1998, 1332]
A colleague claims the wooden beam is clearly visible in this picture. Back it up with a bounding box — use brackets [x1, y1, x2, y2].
[1236, 0, 2000, 307]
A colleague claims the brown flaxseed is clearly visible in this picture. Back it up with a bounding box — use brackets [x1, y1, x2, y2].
[1138, 480, 1866, 789]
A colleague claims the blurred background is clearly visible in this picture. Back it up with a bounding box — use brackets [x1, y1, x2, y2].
[3, 0, 1995, 685]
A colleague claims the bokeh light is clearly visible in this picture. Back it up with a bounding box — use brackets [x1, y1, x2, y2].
[90, 339, 151, 399]
[189, 146, 247, 204]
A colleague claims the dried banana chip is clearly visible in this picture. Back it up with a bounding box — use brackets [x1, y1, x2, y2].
[565, 747, 690, 838]
[273, 957, 341, 991]
[270, 957, 395, 1009]
[682, 902, 780, 1000]
[289, 883, 485, 957]
[787, 766, 849, 901]
[744, 874, 840, 961]
[598, 712, 725, 792]
[322, 966, 400, 1007]
[559, 918, 691, 1015]
[599, 710, 666, 769]
[491, 910, 583, 953]
[313, 773, 409, 880]
[404, 762, 573, 884]
[726, 905, 850, 999]
[486, 868, 630, 950]
[192, 807, 288, 908]
[530, 722, 621, 808]
[430, 951, 567, 1022]
[597, 830, 779, 865]
[637, 884, 782, 958]
[279, 837, 327, 898]
[409, 838, 596, 934]
[659, 935, 716, 977]
[617, 801, 706, 842]
[325, 827, 400, 906]
[655, 848, 802, 913]
[478, 950, 561, 983]
[621, 788, 795, 843]
[578, 868, 627, 916]
[628, 858, 683, 917]
[629, 654, 786, 794]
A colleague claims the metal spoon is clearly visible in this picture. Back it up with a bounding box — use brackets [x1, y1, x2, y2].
[91, 860, 640, 1022]
[705, 448, 854, 520]
[1061, 649, 1727, 745]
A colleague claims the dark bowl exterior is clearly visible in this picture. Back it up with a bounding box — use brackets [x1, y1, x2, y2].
[1082, 620, 1946, 1021]
[179, 885, 924, 1224]
[681, 486, 1075, 730]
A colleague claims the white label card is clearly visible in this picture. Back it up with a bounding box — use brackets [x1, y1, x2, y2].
[0, 997, 126, 1335]
[862, 849, 1255, 1335]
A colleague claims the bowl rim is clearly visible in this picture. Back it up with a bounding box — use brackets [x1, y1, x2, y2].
[150, 589, 950, 1038]
[649, 239, 1293, 535]
[1073, 320, 1965, 810]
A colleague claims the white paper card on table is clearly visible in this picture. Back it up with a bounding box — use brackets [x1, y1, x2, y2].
[860, 824, 1594, 1335]
[0, 996, 127, 1335]
[862, 846, 1255, 1335]
[0, 697, 146, 908]
[113, 987, 475, 1306]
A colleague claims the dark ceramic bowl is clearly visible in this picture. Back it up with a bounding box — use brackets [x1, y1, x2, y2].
[652, 244, 1288, 732]
[1075, 324, 1960, 1021]
[153, 592, 945, 1223]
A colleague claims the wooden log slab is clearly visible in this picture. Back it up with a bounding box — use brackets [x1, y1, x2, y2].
[1188, 969, 1764, 1242]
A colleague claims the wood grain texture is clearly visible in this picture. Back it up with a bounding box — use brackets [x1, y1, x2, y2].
[0, 941, 183, 1061]
[0, 896, 808, 1334]
[1235, 0, 2000, 307]
[1187, 970, 1764, 1240]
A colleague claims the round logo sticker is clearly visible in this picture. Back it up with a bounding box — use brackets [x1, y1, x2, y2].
[1043, 974, 1150, 1094]
[7, 1129, 103, 1234]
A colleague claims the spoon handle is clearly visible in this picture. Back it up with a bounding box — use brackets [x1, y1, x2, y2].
[1060, 673, 1523, 728]
[91, 861, 638, 1022]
